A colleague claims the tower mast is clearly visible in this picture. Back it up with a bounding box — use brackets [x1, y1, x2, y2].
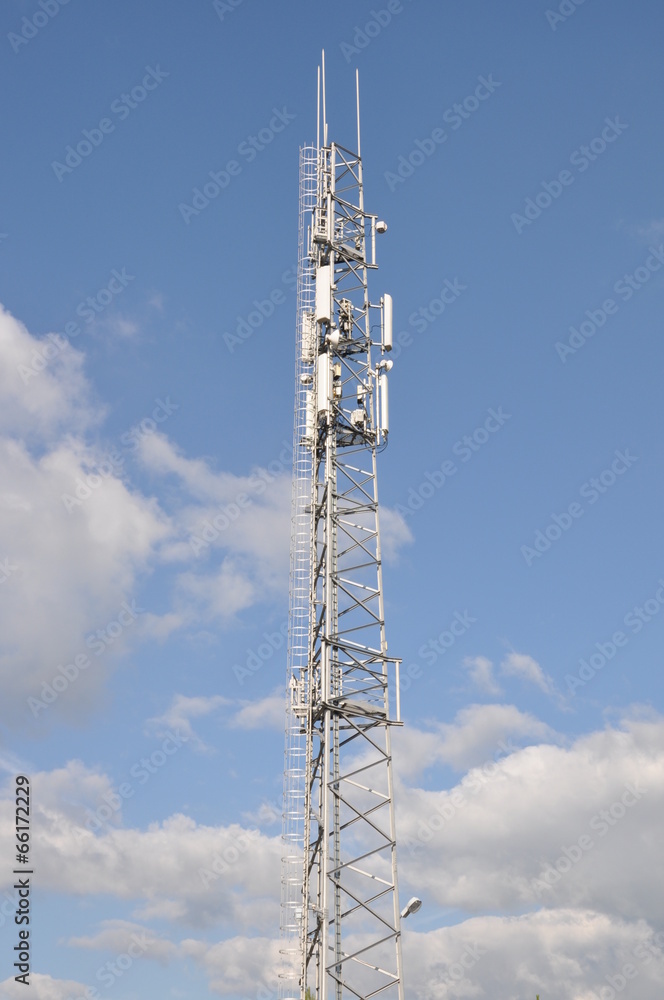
[281, 55, 404, 1000]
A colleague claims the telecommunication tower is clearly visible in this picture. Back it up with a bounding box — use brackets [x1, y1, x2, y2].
[280, 54, 405, 1000]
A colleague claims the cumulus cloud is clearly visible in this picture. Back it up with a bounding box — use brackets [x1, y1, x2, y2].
[0, 432, 169, 726]
[0, 304, 98, 440]
[0, 763, 282, 932]
[180, 935, 282, 996]
[0, 973, 95, 1000]
[500, 650, 557, 696]
[462, 654, 502, 695]
[138, 432, 294, 616]
[146, 689, 286, 750]
[1, 711, 663, 999]
[68, 919, 177, 964]
[231, 688, 285, 730]
[402, 909, 664, 1000]
[397, 714, 664, 925]
[146, 693, 230, 751]
[379, 505, 413, 563]
[393, 703, 555, 779]
[434, 702, 555, 771]
[0, 304, 353, 724]
[172, 909, 664, 1000]
[177, 560, 259, 623]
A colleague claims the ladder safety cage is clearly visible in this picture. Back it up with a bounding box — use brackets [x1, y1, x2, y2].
[280, 56, 404, 1000]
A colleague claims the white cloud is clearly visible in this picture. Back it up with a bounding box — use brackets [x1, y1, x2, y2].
[379, 506, 413, 563]
[463, 654, 502, 695]
[0, 439, 167, 724]
[396, 714, 664, 924]
[500, 650, 556, 695]
[0, 973, 94, 1000]
[435, 702, 554, 770]
[146, 693, 230, 750]
[18, 758, 120, 827]
[632, 218, 664, 245]
[93, 314, 139, 338]
[393, 703, 554, 778]
[0, 306, 174, 726]
[1, 711, 663, 999]
[0, 305, 312, 723]
[0, 434, 169, 726]
[0, 763, 282, 932]
[0, 305, 99, 440]
[180, 935, 282, 996]
[137, 431, 289, 508]
[0, 304, 413, 729]
[177, 560, 258, 623]
[402, 909, 664, 1000]
[146, 689, 286, 748]
[232, 688, 284, 730]
[138, 432, 294, 618]
[172, 909, 664, 1000]
[68, 919, 177, 963]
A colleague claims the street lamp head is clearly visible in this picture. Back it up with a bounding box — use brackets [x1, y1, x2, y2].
[400, 896, 422, 919]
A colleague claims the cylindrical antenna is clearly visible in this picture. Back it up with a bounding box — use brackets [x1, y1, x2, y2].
[317, 65, 320, 154]
[321, 49, 328, 146]
[356, 68, 361, 158]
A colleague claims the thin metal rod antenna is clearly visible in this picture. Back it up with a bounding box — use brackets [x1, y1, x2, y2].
[279, 54, 404, 1000]
[321, 48, 328, 146]
[356, 68, 361, 158]
[317, 65, 320, 154]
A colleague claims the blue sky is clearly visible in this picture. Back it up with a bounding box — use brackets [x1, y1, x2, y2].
[1, 1, 664, 998]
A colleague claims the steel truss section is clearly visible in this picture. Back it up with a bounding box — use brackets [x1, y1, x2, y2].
[298, 131, 404, 1000]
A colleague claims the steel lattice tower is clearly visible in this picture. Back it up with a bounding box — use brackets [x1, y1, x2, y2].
[280, 56, 404, 1000]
